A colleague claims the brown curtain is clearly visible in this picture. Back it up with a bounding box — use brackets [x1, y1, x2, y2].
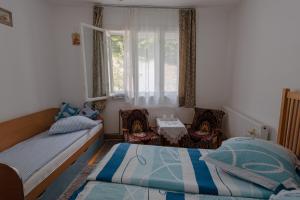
[179, 9, 196, 107]
[93, 6, 106, 97]
[92, 6, 107, 111]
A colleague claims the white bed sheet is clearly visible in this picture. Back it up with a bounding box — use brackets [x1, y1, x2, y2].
[23, 123, 102, 195]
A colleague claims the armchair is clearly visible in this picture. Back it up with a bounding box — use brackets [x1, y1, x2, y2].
[188, 108, 225, 149]
[120, 109, 160, 145]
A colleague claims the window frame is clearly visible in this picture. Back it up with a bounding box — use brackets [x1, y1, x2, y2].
[80, 23, 109, 102]
[107, 30, 126, 97]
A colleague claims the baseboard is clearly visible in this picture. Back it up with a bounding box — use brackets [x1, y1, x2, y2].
[104, 133, 124, 140]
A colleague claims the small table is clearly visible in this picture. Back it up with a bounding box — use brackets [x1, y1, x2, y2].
[156, 118, 188, 145]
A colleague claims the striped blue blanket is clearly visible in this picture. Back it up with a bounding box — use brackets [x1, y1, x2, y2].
[87, 143, 273, 199]
[71, 181, 264, 200]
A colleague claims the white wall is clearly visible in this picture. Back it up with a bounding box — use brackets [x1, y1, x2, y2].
[2, 0, 299, 138]
[196, 7, 233, 108]
[0, 0, 60, 122]
[52, 4, 93, 106]
[229, 0, 300, 141]
[51, 5, 233, 133]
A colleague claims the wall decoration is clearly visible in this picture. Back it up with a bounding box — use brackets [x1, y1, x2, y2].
[0, 7, 13, 27]
[72, 32, 80, 46]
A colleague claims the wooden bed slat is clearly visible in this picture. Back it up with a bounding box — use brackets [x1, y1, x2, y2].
[289, 101, 298, 149]
[278, 89, 289, 145]
[277, 88, 300, 157]
[292, 102, 300, 152]
[288, 99, 297, 149]
[284, 96, 291, 146]
[297, 137, 300, 156]
[285, 98, 292, 147]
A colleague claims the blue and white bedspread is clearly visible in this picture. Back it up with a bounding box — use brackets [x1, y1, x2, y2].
[71, 181, 264, 200]
[87, 143, 273, 199]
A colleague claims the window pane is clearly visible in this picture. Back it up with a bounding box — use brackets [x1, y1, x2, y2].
[164, 32, 179, 93]
[138, 32, 156, 94]
[111, 34, 124, 93]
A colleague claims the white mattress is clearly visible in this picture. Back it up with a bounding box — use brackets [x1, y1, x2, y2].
[23, 124, 102, 195]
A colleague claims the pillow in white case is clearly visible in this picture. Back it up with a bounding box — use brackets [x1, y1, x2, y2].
[49, 116, 99, 135]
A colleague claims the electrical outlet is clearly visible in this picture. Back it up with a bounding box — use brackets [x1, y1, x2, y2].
[260, 126, 269, 140]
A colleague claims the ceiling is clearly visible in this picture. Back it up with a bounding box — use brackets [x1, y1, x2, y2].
[49, 0, 240, 7]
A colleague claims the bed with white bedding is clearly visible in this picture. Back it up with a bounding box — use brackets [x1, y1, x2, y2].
[0, 123, 102, 196]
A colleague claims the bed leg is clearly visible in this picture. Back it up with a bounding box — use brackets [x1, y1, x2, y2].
[0, 163, 24, 200]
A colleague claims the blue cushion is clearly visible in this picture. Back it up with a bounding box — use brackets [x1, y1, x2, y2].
[79, 103, 99, 120]
[55, 102, 80, 121]
[49, 116, 99, 135]
[203, 137, 300, 192]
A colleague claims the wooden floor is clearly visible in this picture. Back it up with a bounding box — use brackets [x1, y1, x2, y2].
[88, 140, 121, 165]
[59, 139, 122, 200]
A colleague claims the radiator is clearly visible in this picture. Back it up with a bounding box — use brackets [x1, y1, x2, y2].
[222, 106, 269, 140]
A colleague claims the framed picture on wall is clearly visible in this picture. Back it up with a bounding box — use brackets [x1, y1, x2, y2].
[0, 7, 13, 27]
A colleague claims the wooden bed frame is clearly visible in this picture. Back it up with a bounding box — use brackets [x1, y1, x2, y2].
[277, 88, 300, 157]
[0, 108, 104, 200]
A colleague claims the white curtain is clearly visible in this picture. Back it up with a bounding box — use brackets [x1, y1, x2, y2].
[124, 8, 179, 106]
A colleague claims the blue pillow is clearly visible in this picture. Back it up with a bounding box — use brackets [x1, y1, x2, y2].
[55, 102, 80, 121]
[79, 103, 99, 120]
[49, 116, 99, 135]
[203, 137, 300, 192]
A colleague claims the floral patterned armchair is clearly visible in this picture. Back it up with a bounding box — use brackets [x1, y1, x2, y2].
[187, 108, 225, 149]
[120, 109, 160, 145]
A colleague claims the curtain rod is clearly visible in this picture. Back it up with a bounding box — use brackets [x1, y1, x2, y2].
[97, 4, 193, 10]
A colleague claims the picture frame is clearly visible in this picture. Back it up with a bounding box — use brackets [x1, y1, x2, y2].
[0, 7, 13, 27]
[72, 32, 80, 46]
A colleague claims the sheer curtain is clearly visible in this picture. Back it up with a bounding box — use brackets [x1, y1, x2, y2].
[124, 8, 179, 106]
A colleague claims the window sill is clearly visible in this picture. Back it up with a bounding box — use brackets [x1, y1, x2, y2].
[109, 94, 125, 100]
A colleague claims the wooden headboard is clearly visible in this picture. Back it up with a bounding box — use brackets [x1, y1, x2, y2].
[277, 88, 300, 157]
[0, 108, 59, 152]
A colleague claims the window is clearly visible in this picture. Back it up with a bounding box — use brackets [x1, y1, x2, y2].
[106, 29, 179, 105]
[138, 31, 156, 94]
[108, 31, 125, 95]
[137, 31, 179, 97]
[164, 32, 179, 94]
[133, 29, 179, 106]
[82, 8, 180, 106]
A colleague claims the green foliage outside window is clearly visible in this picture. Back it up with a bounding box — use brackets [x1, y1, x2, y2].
[111, 35, 124, 92]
